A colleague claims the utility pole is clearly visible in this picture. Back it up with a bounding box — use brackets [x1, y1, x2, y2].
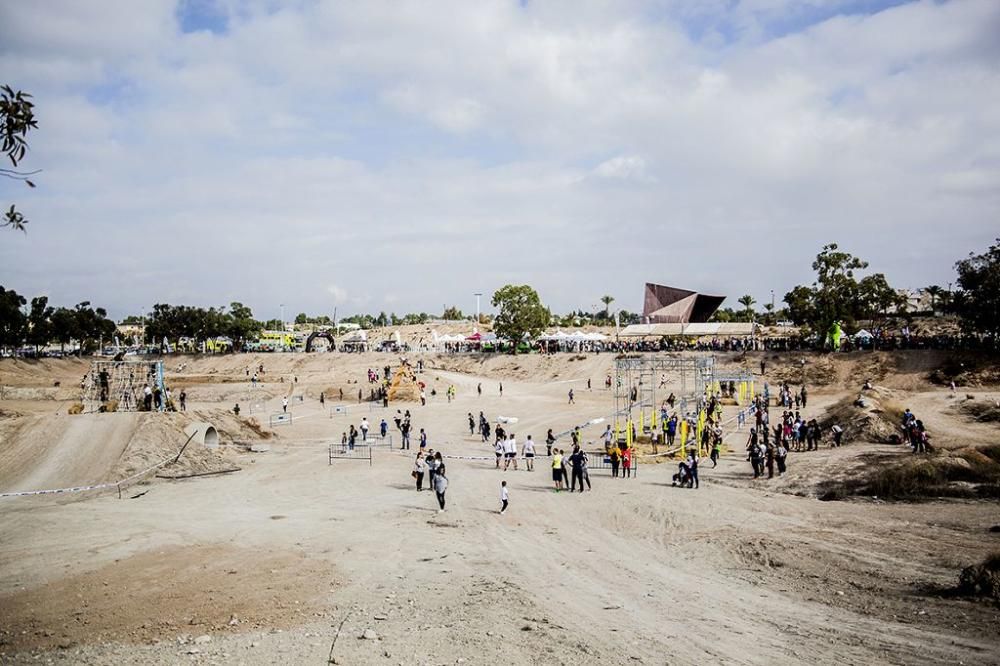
[474, 293, 482, 326]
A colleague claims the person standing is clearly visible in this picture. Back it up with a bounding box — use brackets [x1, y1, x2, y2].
[419, 428, 428, 450]
[568, 389, 575, 404]
[468, 412, 475, 436]
[622, 446, 633, 478]
[552, 450, 564, 491]
[361, 417, 370, 441]
[477, 383, 482, 397]
[433, 456, 448, 511]
[401, 420, 411, 449]
[609, 444, 621, 478]
[580, 448, 592, 491]
[560, 449, 570, 489]
[499, 382, 503, 396]
[413, 452, 426, 491]
[523, 435, 536, 471]
[546, 429, 556, 457]
[282, 396, 289, 413]
[569, 445, 585, 492]
[499, 480, 509, 515]
[319, 392, 325, 407]
[776, 442, 788, 475]
[687, 452, 699, 489]
[179, 390, 187, 412]
[380, 418, 388, 439]
[602, 425, 613, 451]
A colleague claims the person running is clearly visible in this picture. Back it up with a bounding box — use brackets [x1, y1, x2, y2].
[380, 418, 388, 439]
[499, 480, 509, 515]
[602, 425, 613, 451]
[710, 435, 721, 468]
[413, 452, 426, 491]
[504, 433, 518, 471]
[494, 438, 504, 469]
[545, 429, 556, 456]
[477, 383, 482, 397]
[552, 450, 564, 491]
[433, 459, 448, 512]
[523, 435, 536, 471]
[282, 396, 289, 413]
[568, 388, 575, 404]
[361, 417, 369, 441]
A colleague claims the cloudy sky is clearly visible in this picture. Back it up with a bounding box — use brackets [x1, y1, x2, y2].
[1, 0, 997, 320]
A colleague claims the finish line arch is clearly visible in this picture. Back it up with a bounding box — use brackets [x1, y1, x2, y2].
[305, 331, 336, 352]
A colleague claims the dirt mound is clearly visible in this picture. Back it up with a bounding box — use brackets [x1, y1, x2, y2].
[958, 398, 1000, 424]
[0, 412, 261, 496]
[957, 552, 1000, 606]
[927, 353, 1000, 387]
[818, 387, 903, 444]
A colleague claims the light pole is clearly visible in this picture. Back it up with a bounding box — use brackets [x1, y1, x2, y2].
[770, 290, 775, 325]
[279, 304, 284, 330]
[474, 293, 482, 326]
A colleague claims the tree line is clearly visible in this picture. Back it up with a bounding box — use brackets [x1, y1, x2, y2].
[0, 287, 115, 354]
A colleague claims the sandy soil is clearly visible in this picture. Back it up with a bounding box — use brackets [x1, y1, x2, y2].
[0, 351, 998, 665]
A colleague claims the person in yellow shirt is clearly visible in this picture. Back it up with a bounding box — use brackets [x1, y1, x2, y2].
[552, 451, 564, 491]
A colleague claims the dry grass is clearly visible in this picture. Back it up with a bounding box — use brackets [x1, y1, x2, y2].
[66, 403, 84, 415]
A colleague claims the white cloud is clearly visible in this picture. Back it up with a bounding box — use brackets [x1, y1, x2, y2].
[0, 0, 997, 318]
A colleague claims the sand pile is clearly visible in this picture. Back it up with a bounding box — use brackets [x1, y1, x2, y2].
[958, 552, 1000, 606]
[819, 386, 903, 444]
[387, 364, 421, 402]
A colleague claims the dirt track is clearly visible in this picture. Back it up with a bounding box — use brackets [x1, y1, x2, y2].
[1, 350, 998, 664]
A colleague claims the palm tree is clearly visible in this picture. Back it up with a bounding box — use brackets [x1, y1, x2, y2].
[763, 302, 775, 325]
[600, 295, 615, 321]
[738, 294, 756, 322]
[924, 285, 943, 314]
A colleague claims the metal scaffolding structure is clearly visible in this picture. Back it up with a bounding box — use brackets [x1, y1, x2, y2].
[612, 355, 715, 439]
[82, 360, 165, 412]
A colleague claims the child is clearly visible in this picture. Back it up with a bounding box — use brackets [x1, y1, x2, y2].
[500, 480, 509, 514]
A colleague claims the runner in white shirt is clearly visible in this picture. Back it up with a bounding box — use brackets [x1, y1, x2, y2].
[522, 435, 536, 471]
[503, 435, 518, 471]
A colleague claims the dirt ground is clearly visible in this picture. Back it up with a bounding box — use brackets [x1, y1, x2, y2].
[0, 350, 998, 665]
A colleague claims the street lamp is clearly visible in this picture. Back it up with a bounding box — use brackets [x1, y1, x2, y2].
[279, 304, 284, 330]
[474, 293, 482, 325]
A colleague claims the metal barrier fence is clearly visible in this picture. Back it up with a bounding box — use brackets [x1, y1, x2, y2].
[269, 412, 293, 427]
[360, 433, 393, 448]
[330, 405, 349, 417]
[328, 442, 373, 465]
[580, 450, 639, 476]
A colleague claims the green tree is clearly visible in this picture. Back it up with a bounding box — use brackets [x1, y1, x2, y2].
[1, 85, 39, 233]
[26, 295, 53, 352]
[924, 285, 944, 314]
[295, 312, 308, 325]
[858, 273, 904, 328]
[783, 244, 875, 336]
[953, 238, 1000, 340]
[49, 307, 77, 352]
[600, 295, 614, 321]
[441, 306, 463, 320]
[0, 285, 27, 351]
[738, 294, 756, 321]
[491, 285, 550, 354]
[226, 302, 262, 350]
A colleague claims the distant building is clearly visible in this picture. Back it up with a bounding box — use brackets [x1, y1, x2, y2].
[642, 283, 726, 324]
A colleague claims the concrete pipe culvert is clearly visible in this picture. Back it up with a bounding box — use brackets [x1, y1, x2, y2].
[184, 422, 219, 449]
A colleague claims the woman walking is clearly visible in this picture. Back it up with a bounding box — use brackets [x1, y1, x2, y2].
[433, 460, 448, 512]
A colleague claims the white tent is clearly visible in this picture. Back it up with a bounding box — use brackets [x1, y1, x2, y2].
[854, 329, 874, 341]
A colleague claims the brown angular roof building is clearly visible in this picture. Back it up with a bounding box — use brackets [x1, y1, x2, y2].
[642, 283, 726, 324]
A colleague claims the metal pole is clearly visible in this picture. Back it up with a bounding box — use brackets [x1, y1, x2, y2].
[474, 293, 482, 325]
